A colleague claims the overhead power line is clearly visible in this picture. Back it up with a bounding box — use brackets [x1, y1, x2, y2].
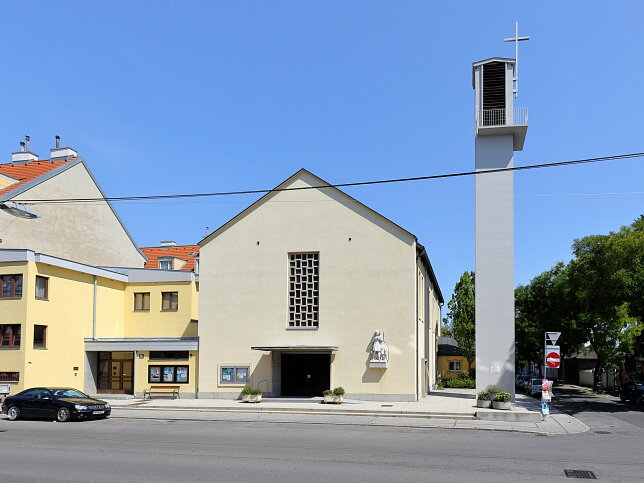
[17, 151, 644, 205]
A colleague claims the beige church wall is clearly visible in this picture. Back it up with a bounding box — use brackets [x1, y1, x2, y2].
[2, 162, 145, 267]
[199, 173, 422, 400]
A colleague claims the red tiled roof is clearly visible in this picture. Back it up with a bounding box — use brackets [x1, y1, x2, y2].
[140, 245, 200, 271]
[0, 159, 73, 198]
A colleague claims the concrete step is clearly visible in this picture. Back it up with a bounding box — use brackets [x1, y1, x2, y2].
[475, 407, 542, 422]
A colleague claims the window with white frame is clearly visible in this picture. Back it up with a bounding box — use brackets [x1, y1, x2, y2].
[288, 253, 319, 328]
[449, 361, 461, 372]
[158, 258, 173, 270]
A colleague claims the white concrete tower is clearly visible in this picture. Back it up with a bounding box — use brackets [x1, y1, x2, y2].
[473, 57, 528, 397]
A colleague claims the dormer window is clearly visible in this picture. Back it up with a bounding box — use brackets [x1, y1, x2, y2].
[158, 257, 173, 270]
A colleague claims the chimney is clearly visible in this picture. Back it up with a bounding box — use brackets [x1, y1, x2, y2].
[160, 241, 176, 249]
[11, 135, 39, 164]
[49, 135, 78, 161]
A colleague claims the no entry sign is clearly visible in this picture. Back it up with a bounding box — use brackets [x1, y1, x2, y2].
[546, 352, 561, 368]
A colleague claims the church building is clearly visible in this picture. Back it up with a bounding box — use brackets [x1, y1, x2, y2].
[198, 169, 442, 401]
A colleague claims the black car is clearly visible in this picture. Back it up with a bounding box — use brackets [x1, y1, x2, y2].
[1, 387, 111, 422]
[619, 381, 644, 405]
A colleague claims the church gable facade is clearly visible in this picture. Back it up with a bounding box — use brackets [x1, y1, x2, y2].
[198, 169, 442, 401]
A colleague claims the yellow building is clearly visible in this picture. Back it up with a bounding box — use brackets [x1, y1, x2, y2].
[436, 336, 474, 380]
[0, 250, 199, 398]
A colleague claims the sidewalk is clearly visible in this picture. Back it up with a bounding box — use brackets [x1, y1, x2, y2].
[105, 388, 589, 435]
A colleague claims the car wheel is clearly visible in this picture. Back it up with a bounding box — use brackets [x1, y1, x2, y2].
[636, 394, 643, 406]
[57, 407, 71, 422]
[7, 406, 20, 421]
[620, 392, 626, 403]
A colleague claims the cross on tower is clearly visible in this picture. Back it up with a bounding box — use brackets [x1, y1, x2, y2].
[503, 21, 530, 98]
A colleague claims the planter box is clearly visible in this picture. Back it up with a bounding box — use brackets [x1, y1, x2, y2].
[323, 394, 343, 404]
[492, 401, 511, 410]
[241, 394, 262, 403]
[476, 399, 492, 408]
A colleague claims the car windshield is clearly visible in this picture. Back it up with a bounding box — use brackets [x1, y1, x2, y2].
[53, 389, 88, 398]
[635, 384, 644, 390]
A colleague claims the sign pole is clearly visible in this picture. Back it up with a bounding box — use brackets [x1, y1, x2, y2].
[543, 332, 547, 379]
[542, 332, 561, 420]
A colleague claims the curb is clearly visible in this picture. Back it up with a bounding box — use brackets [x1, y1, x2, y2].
[111, 405, 478, 420]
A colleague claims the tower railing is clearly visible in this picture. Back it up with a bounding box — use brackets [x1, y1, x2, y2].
[477, 107, 528, 128]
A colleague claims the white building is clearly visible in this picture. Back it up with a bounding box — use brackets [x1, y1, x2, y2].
[198, 169, 442, 401]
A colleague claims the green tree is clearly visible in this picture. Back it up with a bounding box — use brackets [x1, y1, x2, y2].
[444, 271, 475, 377]
[565, 217, 644, 386]
[515, 216, 643, 386]
[515, 263, 586, 373]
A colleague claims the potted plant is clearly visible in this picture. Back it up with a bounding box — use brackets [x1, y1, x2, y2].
[323, 387, 345, 404]
[485, 384, 504, 402]
[476, 390, 491, 408]
[241, 386, 262, 403]
[492, 391, 512, 410]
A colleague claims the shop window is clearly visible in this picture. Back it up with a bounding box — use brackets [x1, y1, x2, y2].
[134, 292, 150, 311]
[0, 324, 21, 348]
[33, 325, 47, 349]
[220, 366, 249, 385]
[161, 292, 178, 311]
[1, 274, 22, 298]
[148, 365, 189, 383]
[35, 276, 48, 300]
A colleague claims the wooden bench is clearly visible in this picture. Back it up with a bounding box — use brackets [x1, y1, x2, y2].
[143, 386, 180, 399]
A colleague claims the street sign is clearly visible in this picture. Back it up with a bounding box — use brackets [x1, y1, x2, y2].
[546, 332, 561, 345]
[546, 351, 560, 368]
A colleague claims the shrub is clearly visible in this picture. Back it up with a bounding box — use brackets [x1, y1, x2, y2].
[436, 379, 445, 390]
[495, 391, 511, 403]
[442, 378, 475, 389]
[484, 384, 504, 395]
[323, 387, 345, 396]
[241, 386, 262, 395]
[457, 372, 471, 380]
[477, 390, 489, 401]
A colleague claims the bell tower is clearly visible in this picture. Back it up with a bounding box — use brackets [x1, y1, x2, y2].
[473, 51, 528, 398]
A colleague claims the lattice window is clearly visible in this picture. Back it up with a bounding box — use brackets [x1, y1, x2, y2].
[288, 253, 319, 328]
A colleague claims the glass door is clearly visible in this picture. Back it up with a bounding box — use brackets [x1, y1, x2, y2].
[97, 352, 134, 394]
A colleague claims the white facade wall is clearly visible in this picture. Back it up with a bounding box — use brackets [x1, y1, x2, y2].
[198, 171, 438, 401]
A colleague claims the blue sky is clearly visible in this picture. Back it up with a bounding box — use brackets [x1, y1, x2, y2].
[1, 1, 642, 299]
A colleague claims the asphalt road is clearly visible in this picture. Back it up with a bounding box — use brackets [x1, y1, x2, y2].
[545, 384, 644, 432]
[1, 404, 642, 483]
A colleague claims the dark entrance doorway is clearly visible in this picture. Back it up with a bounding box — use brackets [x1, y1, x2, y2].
[281, 353, 330, 396]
